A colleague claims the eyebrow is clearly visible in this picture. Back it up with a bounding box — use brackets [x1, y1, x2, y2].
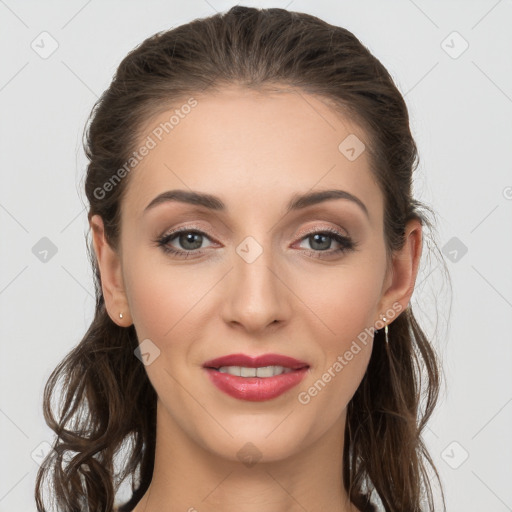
[143, 188, 369, 218]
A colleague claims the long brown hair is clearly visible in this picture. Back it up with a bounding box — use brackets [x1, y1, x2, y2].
[35, 6, 449, 511]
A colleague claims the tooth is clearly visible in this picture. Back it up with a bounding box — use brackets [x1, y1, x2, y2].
[216, 365, 295, 377]
[240, 367, 257, 377]
[273, 365, 286, 375]
[256, 366, 275, 377]
[219, 366, 241, 376]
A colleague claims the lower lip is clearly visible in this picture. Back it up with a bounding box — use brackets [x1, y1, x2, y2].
[204, 367, 309, 401]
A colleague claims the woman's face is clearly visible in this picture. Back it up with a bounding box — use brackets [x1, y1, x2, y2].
[97, 86, 410, 463]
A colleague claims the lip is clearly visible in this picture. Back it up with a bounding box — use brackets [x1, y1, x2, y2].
[202, 353, 310, 402]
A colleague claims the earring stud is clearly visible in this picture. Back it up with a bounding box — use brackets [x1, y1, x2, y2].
[119, 312, 123, 319]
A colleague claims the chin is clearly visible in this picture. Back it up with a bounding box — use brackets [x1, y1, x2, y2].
[190, 409, 323, 465]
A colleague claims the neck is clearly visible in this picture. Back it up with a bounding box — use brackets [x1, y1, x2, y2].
[131, 399, 359, 512]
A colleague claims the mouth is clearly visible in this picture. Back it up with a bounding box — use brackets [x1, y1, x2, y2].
[202, 353, 310, 402]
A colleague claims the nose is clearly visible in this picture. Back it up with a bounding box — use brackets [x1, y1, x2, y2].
[221, 246, 292, 334]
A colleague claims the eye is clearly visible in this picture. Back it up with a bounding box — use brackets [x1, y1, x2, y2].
[295, 228, 357, 258]
[154, 228, 215, 258]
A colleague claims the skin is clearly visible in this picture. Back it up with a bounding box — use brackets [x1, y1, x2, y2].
[90, 85, 422, 512]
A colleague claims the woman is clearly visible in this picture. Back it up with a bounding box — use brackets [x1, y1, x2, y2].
[35, 6, 447, 511]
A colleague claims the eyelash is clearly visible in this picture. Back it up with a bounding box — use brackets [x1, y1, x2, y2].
[153, 226, 357, 260]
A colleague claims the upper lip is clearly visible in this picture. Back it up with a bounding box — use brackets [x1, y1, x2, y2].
[203, 353, 309, 370]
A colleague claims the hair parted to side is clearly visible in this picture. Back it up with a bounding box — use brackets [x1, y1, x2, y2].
[35, 6, 449, 511]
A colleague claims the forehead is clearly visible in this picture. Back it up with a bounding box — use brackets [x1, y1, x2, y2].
[121, 86, 382, 223]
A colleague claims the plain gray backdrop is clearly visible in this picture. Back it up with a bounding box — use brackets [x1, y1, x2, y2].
[1, 1, 511, 511]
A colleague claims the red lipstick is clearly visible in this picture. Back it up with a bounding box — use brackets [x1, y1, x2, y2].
[202, 353, 310, 402]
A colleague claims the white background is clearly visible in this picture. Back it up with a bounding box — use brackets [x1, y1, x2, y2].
[1, 1, 511, 511]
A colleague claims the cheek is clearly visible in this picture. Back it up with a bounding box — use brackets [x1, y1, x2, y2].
[291, 260, 383, 410]
[295, 270, 378, 427]
[123, 247, 210, 342]
[125, 271, 175, 341]
[294, 260, 384, 342]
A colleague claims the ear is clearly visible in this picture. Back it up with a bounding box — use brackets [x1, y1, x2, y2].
[89, 214, 132, 326]
[376, 218, 423, 325]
